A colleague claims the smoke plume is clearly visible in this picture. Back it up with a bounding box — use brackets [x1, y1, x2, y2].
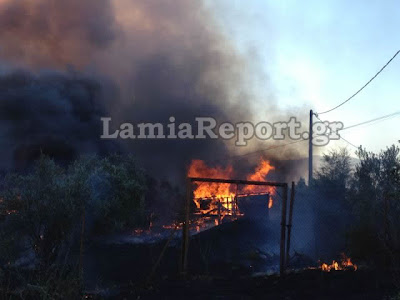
[0, 0, 309, 181]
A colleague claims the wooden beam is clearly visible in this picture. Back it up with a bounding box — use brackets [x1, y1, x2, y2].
[189, 177, 286, 187]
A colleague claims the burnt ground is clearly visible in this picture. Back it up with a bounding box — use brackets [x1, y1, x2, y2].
[84, 218, 282, 289]
[84, 219, 399, 299]
[87, 269, 398, 299]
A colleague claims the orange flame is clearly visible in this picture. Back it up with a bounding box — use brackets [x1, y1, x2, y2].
[187, 158, 275, 219]
[243, 159, 275, 197]
[319, 254, 357, 272]
[246, 159, 275, 182]
[188, 159, 235, 203]
[132, 158, 276, 235]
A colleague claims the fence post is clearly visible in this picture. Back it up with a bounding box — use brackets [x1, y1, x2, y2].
[181, 179, 191, 274]
[286, 182, 295, 267]
[280, 183, 288, 277]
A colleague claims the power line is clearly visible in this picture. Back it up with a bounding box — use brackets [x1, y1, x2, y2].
[202, 109, 398, 164]
[211, 107, 395, 164]
[341, 110, 400, 132]
[226, 139, 307, 161]
[314, 114, 358, 149]
[206, 139, 308, 166]
[316, 50, 400, 115]
[223, 106, 388, 161]
[339, 136, 359, 149]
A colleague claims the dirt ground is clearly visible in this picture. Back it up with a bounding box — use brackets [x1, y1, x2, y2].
[87, 269, 398, 299]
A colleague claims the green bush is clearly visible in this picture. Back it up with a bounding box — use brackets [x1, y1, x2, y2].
[0, 154, 148, 297]
[348, 145, 400, 267]
[1, 155, 82, 266]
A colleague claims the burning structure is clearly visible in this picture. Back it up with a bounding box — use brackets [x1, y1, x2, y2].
[172, 158, 293, 276]
[187, 159, 275, 228]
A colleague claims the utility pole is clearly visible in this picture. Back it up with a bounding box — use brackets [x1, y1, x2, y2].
[308, 110, 313, 184]
[309, 110, 317, 258]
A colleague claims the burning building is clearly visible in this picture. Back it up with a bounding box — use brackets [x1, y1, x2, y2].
[187, 158, 275, 229]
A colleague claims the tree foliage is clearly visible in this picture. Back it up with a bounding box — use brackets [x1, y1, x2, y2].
[304, 144, 400, 266]
[0, 154, 147, 268]
[348, 145, 400, 265]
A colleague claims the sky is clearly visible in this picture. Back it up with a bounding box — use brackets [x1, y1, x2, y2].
[207, 0, 400, 156]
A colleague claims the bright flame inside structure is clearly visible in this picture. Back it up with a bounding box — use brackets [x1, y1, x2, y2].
[133, 158, 276, 235]
[187, 158, 275, 228]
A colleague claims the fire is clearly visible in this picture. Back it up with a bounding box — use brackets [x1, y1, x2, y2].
[246, 159, 275, 182]
[244, 159, 275, 200]
[131, 158, 276, 236]
[319, 254, 357, 272]
[268, 198, 273, 209]
[188, 159, 235, 203]
[188, 158, 275, 199]
[187, 158, 275, 223]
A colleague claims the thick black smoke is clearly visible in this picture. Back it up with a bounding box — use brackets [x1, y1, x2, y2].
[0, 0, 309, 181]
[0, 70, 119, 170]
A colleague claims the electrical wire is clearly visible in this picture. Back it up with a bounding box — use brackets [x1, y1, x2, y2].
[341, 110, 400, 132]
[316, 50, 400, 115]
[339, 136, 359, 149]
[314, 114, 359, 149]
[226, 139, 307, 160]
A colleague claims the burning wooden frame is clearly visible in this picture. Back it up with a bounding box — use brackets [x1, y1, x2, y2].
[192, 193, 270, 227]
[181, 177, 295, 277]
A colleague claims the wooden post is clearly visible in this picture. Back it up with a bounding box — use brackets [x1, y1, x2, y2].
[280, 183, 288, 277]
[181, 179, 191, 274]
[217, 198, 221, 225]
[286, 182, 295, 267]
[234, 183, 239, 217]
[148, 224, 178, 284]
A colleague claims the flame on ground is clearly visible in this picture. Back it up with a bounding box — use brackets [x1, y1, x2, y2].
[319, 254, 357, 272]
